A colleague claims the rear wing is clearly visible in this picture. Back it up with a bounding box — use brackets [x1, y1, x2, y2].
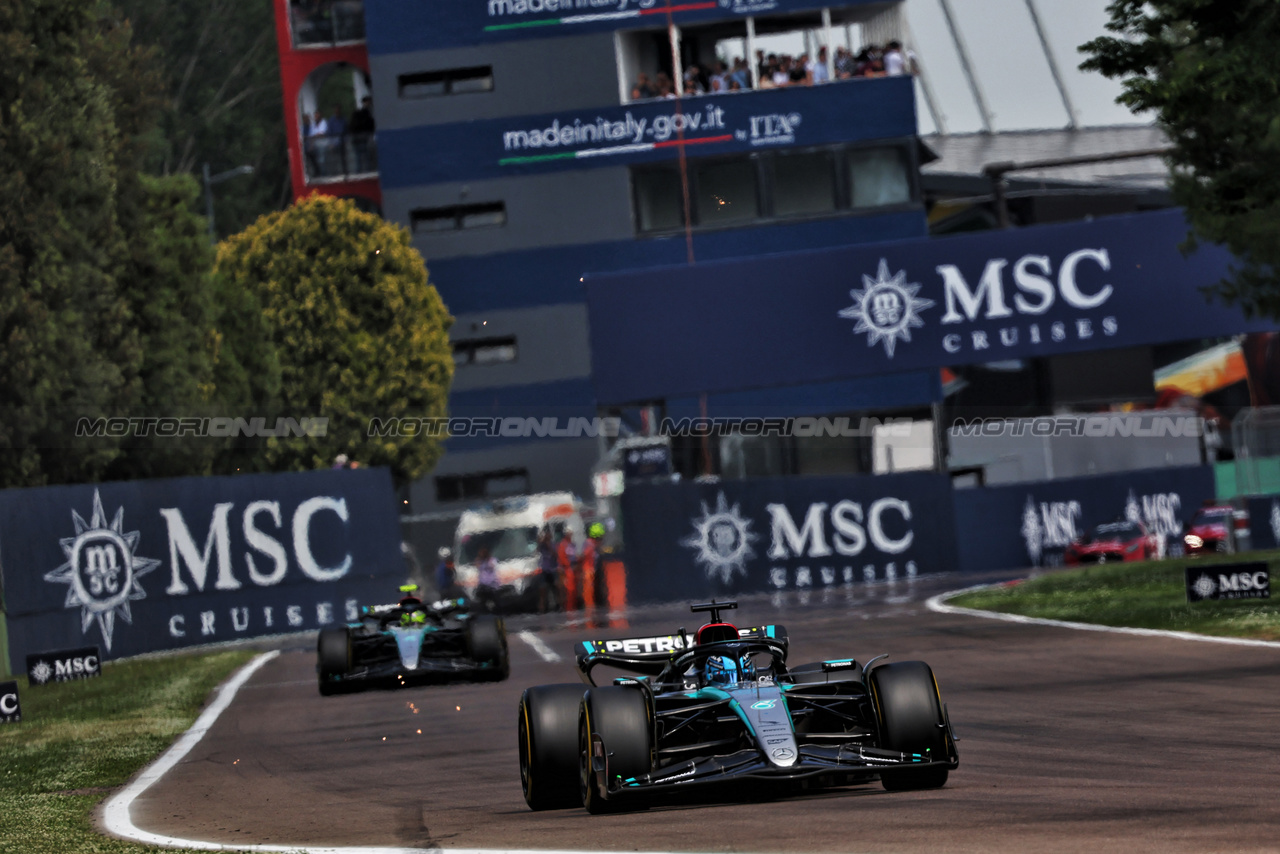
[575, 625, 787, 685]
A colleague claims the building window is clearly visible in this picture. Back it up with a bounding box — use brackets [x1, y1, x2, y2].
[632, 143, 915, 234]
[290, 0, 365, 47]
[772, 150, 837, 216]
[411, 202, 506, 233]
[398, 66, 494, 98]
[694, 159, 760, 226]
[848, 147, 911, 208]
[453, 336, 517, 366]
[436, 468, 530, 502]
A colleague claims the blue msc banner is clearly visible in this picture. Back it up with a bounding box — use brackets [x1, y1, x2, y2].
[366, 0, 887, 54]
[0, 469, 404, 672]
[587, 210, 1279, 406]
[380, 78, 915, 188]
[621, 472, 956, 602]
[952, 466, 1216, 573]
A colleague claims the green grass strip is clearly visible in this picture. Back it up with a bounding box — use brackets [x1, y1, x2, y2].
[0, 649, 255, 853]
[949, 551, 1280, 641]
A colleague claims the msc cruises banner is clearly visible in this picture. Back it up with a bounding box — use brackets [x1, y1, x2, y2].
[367, 0, 888, 53]
[0, 468, 403, 673]
[621, 471, 956, 602]
[379, 78, 915, 187]
[952, 465, 1215, 573]
[587, 210, 1280, 405]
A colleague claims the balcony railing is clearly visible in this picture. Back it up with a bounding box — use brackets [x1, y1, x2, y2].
[291, 0, 365, 48]
[303, 131, 377, 182]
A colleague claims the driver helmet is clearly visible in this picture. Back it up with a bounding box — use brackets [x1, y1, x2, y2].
[401, 609, 427, 626]
[705, 654, 740, 686]
[588, 522, 605, 539]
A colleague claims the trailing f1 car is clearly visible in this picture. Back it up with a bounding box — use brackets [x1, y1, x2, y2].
[317, 585, 509, 695]
[517, 601, 957, 812]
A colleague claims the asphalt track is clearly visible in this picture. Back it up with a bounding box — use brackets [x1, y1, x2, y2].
[122, 575, 1280, 853]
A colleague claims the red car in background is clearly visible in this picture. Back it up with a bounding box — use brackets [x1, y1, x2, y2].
[1182, 505, 1238, 555]
[1064, 520, 1161, 565]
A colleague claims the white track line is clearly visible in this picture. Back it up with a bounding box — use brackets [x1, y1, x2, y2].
[927, 584, 1280, 648]
[517, 629, 561, 662]
[102, 648, 700, 854]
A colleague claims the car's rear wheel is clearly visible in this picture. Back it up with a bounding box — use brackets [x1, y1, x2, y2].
[466, 614, 509, 680]
[871, 660, 951, 791]
[580, 687, 651, 814]
[317, 627, 350, 695]
[518, 684, 584, 810]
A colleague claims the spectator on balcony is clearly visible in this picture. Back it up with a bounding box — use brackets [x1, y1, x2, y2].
[883, 40, 917, 76]
[305, 110, 329, 176]
[683, 64, 707, 95]
[709, 60, 730, 93]
[655, 72, 676, 98]
[630, 72, 655, 100]
[730, 57, 751, 90]
[349, 95, 376, 172]
[834, 46, 857, 79]
[769, 56, 790, 88]
[327, 106, 347, 173]
[807, 47, 831, 85]
[789, 54, 809, 86]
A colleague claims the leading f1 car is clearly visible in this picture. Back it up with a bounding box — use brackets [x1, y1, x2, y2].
[317, 585, 509, 694]
[517, 600, 957, 812]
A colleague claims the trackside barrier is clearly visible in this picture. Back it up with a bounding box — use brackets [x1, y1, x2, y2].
[952, 465, 1216, 572]
[618, 466, 1221, 599]
[621, 472, 957, 603]
[0, 468, 405, 674]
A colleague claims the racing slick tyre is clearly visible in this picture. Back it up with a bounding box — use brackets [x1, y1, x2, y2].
[870, 660, 950, 791]
[580, 686, 651, 814]
[519, 684, 585, 810]
[317, 627, 351, 696]
[466, 614, 510, 681]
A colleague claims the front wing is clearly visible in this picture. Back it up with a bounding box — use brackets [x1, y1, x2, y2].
[593, 742, 957, 800]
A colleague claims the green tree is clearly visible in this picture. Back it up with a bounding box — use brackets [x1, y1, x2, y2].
[214, 195, 454, 482]
[1080, 1, 1280, 317]
[114, 0, 290, 239]
[0, 0, 139, 487]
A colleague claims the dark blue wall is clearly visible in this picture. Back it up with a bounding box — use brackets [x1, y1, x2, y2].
[586, 210, 1279, 405]
[381, 81, 916, 186]
[0, 469, 404, 671]
[621, 472, 957, 602]
[367, 0, 892, 53]
[952, 466, 1216, 572]
[618, 466, 1222, 602]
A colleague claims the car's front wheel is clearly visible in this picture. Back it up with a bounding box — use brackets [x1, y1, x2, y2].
[580, 687, 651, 814]
[871, 660, 951, 791]
[518, 684, 584, 811]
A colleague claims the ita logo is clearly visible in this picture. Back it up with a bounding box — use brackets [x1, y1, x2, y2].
[681, 492, 759, 584]
[838, 259, 934, 358]
[43, 490, 161, 651]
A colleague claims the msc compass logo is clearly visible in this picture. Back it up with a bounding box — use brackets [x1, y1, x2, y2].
[43, 490, 161, 651]
[1021, 496, 1044, 565]
[29, 661, 53, 685]
[839, 259, 934, 358]
[1190, 573, 1218, 600]
[681, 492, 759, 584]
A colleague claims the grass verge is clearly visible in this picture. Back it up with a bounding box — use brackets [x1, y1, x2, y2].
[948, 551, 1280, 641]
[0, 649, 256, 854]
